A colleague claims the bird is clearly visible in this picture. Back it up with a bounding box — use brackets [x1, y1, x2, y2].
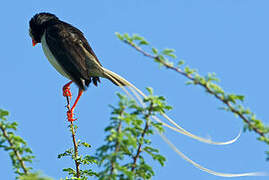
[29, 12, 129, 121]
[28, 12, 264, 178]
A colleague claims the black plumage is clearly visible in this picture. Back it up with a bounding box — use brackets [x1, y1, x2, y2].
[29, 12, 102, 90]
[29, 12, 129, 121]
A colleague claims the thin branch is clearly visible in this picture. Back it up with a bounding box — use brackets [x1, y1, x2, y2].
[124, 40, 265, 138]
[131, 122, 149, 172]
[0, 124, 29, 175]
[131, 102, 153, 172]
[65, 96, 80, 178]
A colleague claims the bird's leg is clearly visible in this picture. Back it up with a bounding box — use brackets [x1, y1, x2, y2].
[63, 81, 73, 98]
[67, 89, 83, 122]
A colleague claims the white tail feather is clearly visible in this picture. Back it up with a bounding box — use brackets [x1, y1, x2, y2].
[102, 67, 240, 145]
[101, 67, 266, 177]
[159, 132, 267, 177]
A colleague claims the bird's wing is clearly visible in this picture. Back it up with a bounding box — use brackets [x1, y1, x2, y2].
[45, 22, 102, 89]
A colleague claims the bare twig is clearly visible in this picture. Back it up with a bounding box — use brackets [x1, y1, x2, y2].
[124, 40, 265, 138]
[65, 96, 80, 178]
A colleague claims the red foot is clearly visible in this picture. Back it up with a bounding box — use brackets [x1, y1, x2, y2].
[67, 110, 77, 122]
[63, 81, 73, 98]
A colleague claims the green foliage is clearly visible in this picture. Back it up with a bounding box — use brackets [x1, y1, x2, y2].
[58, 89, 169, 180]
[2, 31, 269, 179]
[19, 172, 53, 180]
[95, 90, 168, 179]
[115, 33, 176, 68]
[58, 140, 98, 179]
[115, 32, 269, 160]
[58, 88, 169, 179]
[116, 33, 150, 46]
[0, 109, 34, 177]
[0, 109, 51, 179]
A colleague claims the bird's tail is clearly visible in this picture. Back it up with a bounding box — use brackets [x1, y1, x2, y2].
[102, 67, 240, 144]
[103, 67, 129, 86]
[101, 66, 266, 177]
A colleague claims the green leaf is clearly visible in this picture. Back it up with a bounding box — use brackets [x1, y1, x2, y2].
[161, 49, 177, 59]
[177, 60, 185, 66]
[226, 94, 245, 104]
[62, 168, 76, 175]
[166, 53, 177, 59]
[139, 40, 149, 46]
[115, 32, 124, 41]
[132, 34, 144, 41]
[123, 33, 131, 40]
[81, 142, 91, 148]
[152, 48, 158, 55]
[237, 95, 245, 102]
[146, 87, 154, 95]
[153, 154, 166, 166]
[19, 172, 53, 180]
[162, 48, 175, 54]
[0, 109, 9, 120]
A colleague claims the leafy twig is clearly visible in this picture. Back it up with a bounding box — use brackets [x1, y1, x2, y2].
[65, 96, 80, 178]
[131, 102, 153, 172]
[0, 109, 40, 178]
[0, 124, 29, 175]
[0, 109, 53, 179]
[96, 92, 167, 179]
[117, 33, 268, 140]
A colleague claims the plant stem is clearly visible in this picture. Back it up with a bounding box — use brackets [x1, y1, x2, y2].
[125, 40, 265, 137]
[131, 121, 149, 172]
[65, 96, 80, 178]
[131, 102, 153, 172]
[0, 124, 29, 175]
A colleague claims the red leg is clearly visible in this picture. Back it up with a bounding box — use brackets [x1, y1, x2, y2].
[63, 81, 73, 98]
[67, 89, 83, 122]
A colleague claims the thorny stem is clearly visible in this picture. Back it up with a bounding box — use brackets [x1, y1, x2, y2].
[131, 102, 153, 172]
[0, 124, 29, 175]
[124, 40, 265, 138]
[65, 96, 80, 178]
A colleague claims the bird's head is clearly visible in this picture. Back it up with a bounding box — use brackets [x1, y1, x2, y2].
[29, 12, 58, 46]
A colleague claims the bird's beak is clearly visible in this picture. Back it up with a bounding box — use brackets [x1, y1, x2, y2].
[32, 39, 37, 47]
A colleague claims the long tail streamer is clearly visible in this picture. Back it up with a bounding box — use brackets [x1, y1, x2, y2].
[102, 67, 266, 177]
[159, 132, 267, 177]
[103, 68, 240, 145]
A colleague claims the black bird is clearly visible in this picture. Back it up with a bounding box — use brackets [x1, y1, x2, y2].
[29, 12, 128, 121]
[29, 13, 263, 178]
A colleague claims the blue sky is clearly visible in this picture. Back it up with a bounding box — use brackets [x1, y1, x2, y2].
[0, 0, 268, 179]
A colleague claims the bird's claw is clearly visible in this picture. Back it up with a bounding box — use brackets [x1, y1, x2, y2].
[67, 110, 77, 122]
[63, 86, 72, 98]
